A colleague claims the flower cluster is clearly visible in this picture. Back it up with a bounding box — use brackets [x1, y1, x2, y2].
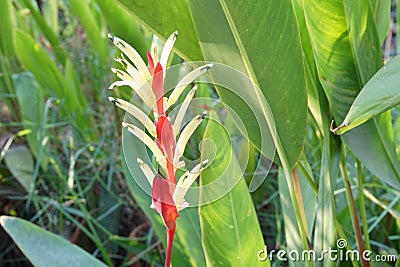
[108, 31, 211, 266]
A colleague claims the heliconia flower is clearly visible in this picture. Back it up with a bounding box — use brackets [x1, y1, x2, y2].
[108, 31, 212, 267]
[108, 32, 212, 116]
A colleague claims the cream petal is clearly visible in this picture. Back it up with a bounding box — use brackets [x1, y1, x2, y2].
[159, 31, 178, 71]
[173, 160, 208, 211]
[174, 112, 207, 162]
[122, 122, 166, 170]
[177, 201, 189, 211]
[108, 80, 155, 108]
[108, 97, 156, 137]
[116, 55, 148, 86]
[137, 158, 155, 185]
[171, 85, 197, 136]
[111, 68, 134, 82]
[167, 64, 213, 108]
[108, 34, 151, 81]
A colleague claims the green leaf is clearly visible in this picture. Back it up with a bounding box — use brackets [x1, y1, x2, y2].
[188, 0, 307, 169]
[14, 29, 64, 97]
[69, 0, 108, 65]
[278, 162, 316, 267]
[4, 146, 34, 192]
[94, 0, 148, 60]
[333, 55, 400, 135]
[21, 0, 66, 65]
[199, 111, 269, 267]
[369, 0, 391, 45]
[14, 29, 97, 142]
[188, 0, 310, 256]
[13, 72, 49, 170]
[43, 0, 59, 35]
[175, 208, 207, 266]
[303, 0, 400, 190]
[0, 0, 15, 58]
[0, 216, 107, 267]
[114, 0, 203, 61]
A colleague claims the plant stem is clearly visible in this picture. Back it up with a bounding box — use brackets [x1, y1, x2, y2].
[339, 152, 369, 267]
[165, 228, 175, 267]
[292, 168, 310, 239]
[356, 159, 372, 259]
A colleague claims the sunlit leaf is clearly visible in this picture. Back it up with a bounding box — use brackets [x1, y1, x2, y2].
[333, 55, 400, 135]
[304, 0, 400, 190]
[0, 216, 107, 267]
[199, 111, 269, 267]
[114, 0, 203, 61]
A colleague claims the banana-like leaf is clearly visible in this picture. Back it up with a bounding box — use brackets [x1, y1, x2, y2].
[188, 0, 310, 254]
[200, 111, 269, 266]
[114, 0, 203, 61]
[332, 55, 400, 135]
[303, 0, 400, 190]
[292, 2, 342, 263]
[114, 0, 307, 169]
[0, 216, 107, 267]
[188, 0, 307, 169]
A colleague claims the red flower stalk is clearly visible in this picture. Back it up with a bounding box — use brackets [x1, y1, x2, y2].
[108, 31, 212, 266]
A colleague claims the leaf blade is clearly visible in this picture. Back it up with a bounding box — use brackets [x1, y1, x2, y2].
[333, 55, 400, 135]
[199, 111, 269, 267]
[189, 0, 307, 168]
[303, 0, 400, 190]
[0, 216, 107, 267]
[114, 0, 203, 61]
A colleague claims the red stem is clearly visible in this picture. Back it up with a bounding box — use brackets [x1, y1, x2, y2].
[165, 228, 175, 267]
